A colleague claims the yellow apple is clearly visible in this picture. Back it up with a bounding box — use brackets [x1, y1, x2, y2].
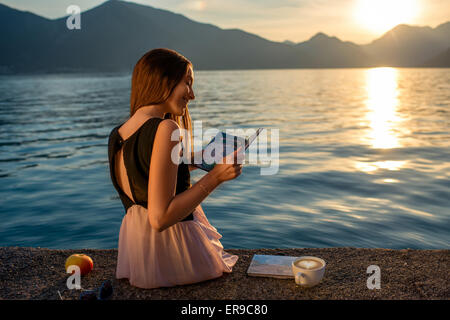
[65, 254, 94, 276]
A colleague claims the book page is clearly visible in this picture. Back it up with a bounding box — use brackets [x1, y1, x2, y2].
[247, 254, 298, 279]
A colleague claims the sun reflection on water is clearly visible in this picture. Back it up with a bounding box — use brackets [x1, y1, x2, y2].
[364, 67, 403, 149]
[354, 68, 409, 175]
[355, 160, 407, 173]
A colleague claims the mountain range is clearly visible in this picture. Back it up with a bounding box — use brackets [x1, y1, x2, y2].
[0, 0, 449, 73]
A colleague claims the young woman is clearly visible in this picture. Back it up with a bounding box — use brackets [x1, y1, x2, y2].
[108, 48, 240, 289]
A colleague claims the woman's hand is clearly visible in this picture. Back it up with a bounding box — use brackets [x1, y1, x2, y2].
[188, 164, 198, 172]
[209, 147, 244, 183]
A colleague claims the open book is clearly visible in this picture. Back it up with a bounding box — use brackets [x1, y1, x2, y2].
[247, 254, 299, 279]
[192, 128, 264, 172]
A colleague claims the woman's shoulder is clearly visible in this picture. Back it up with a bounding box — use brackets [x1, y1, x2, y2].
[153, 119, 182, 149]
[118, 116, 173, 140]
[156, 118, 180, 132]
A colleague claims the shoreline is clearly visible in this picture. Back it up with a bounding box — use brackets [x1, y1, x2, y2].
[2, 66, 450, 76]
[0, 247, 448, 300]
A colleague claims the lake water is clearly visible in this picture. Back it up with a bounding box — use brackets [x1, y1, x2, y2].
[0, 68, 449, 249]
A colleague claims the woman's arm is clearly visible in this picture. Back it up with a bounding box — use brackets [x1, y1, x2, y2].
[147, 120, 221, 232]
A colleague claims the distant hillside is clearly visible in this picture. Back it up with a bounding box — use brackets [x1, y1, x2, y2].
[422, 47, 450, 67]
[0, 0, 449, 73]
[0, 3, 56, 72]
[362, 22, 450, 67]
[0, 1, 307, 73]
[294, 32, 373, 68]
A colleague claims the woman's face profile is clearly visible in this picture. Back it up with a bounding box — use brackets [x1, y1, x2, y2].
[165, 66, 195, 116]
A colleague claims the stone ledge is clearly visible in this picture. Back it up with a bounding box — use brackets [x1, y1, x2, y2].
[0, 247, 448, 300]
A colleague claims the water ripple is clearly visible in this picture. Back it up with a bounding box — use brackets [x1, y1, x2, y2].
[0, 69, 448, 249]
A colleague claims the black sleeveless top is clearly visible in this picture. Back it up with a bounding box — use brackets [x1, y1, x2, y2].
[107, 117, 194, 221]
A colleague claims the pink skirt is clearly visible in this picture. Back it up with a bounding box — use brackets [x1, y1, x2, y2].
[116, 204, 238, 289]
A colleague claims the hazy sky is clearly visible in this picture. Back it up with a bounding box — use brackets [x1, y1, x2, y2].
[1, 0, 448, 44]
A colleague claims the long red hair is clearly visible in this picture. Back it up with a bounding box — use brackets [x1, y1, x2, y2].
[130, 48, 194, 161]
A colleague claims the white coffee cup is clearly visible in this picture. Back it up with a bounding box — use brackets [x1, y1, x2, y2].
[292, 256, 326, 287]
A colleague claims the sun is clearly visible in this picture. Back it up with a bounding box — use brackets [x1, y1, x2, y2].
[354, 0, 420, 34]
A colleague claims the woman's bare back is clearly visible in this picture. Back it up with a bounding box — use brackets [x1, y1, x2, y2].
[114, 115, 160, 203]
